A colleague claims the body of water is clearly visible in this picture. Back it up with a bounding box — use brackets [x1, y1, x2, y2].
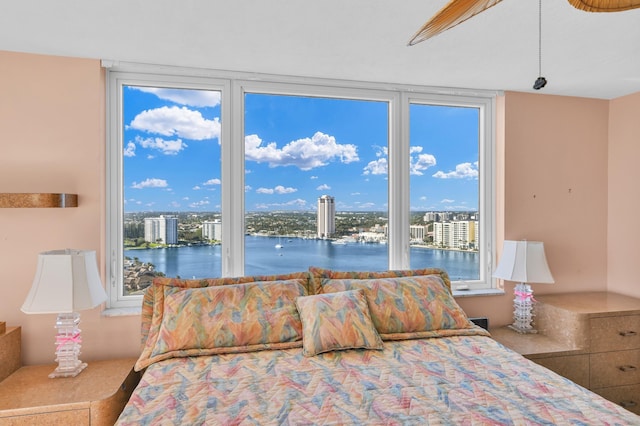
[125, 235, 479, 281]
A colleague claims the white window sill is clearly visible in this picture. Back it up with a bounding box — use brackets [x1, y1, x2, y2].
[102, 306, 142, 317]
[453, 288, 505, 298]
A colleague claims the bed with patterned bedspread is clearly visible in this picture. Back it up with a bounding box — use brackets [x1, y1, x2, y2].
[116, 267, 640, 425]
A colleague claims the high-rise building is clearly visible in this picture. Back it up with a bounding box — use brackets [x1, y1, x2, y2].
[144, 215, 178, 244]
[433, 220, 478, 250]
[317, 195, 335, 239]
[202, 219, 222, 241]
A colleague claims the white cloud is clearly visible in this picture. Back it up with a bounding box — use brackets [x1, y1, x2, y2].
[362, 145, 436, 176]
[255, 186, 297, 195]
[441, 198, 455, 203]
[189, 200, 211, 209]
[275, 185, 297, 194]
[136, 136, 187, 155]
[128, 106, 221, 140]
[245, 131, 358, 170]
[310, 176, 318, 180]
[203, 178, 221, 186]
[316, 184, 331, 191]
[245, 185, 252, 192]
[123, 141, 136, 157]
[420, 196, 427, 201]
[363, 158, 387, 175]
[254, 198, 308, 209]
[131, 178, 168, 189]
[131, 87, 221, 107]
[192, 185, 201, 190]
[351, 192, 361, 196]
[411, 153, 437, 175]
[432, 162, 478, 179]
[169, 201, 181, 208]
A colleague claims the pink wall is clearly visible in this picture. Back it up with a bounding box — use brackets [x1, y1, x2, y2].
[501, 92, 610, 294]
[0, 51, 141, 365]
[607, 91, 640, 298]
[0, 50, 635, 364]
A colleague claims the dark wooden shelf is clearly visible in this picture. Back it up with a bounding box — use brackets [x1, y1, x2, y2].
[0, 193, 78, 208]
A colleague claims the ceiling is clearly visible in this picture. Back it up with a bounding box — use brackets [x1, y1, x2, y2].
[1, 0, 639, 99]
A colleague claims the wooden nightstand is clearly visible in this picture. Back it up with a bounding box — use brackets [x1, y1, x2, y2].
[0, 358, 140, 425]
[490, 326, 590, 387]
[492, 292, 640, 415]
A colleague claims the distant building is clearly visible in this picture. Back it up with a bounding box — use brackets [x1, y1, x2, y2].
[202, 219, 222, 241]
[144, 215, 178, 244]
[317, 195, 335, 238]
[433, 220, 478, 250]
[410, 225, 428, 241]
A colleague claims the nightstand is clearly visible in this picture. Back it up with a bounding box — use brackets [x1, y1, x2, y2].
[490, 326, 590, 388]
[0, 358, 140, 425]
[492, 292, 640, 415]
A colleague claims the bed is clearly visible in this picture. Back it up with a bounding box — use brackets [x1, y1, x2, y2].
[116, 267, 640, 425]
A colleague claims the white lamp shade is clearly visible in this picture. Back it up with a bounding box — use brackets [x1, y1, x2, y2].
[21, 249, 107, 314]
[493, 240, 554, 284]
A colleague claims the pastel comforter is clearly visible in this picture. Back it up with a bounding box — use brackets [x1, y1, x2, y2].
[117, 335, 639, 425]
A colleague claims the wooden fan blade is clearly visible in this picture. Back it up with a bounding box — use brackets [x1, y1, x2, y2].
[408, 0, 504, 46]
[567, 0, 640, 12]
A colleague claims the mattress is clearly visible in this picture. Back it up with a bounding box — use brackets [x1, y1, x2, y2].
[116, 334, 640, 425]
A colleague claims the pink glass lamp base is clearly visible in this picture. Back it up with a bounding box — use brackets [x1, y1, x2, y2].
[49, 312, 88, 378]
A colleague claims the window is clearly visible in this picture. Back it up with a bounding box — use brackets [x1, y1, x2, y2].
[243, 91, 390, 275]
[106, 63, 496, 308]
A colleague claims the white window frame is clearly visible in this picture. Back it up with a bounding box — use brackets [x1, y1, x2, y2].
[104, 61, 498, 309]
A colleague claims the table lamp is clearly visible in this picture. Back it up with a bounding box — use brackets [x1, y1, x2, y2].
[493, 240, 554, 334]
[21, 249, 107, 378]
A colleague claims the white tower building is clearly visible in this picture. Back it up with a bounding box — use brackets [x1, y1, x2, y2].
[317, 195, 335, 239]
[144, 215, 178, 244]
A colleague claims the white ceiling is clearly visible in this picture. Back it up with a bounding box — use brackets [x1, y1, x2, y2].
[2, 0, 640, 99]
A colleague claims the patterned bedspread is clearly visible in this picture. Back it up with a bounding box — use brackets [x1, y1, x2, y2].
[117, 335, 640, 425]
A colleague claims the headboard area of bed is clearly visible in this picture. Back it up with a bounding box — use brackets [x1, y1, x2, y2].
[136, 266, 484, 371]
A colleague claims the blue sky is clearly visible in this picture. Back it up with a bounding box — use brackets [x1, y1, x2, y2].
[123, 87, 479, 213]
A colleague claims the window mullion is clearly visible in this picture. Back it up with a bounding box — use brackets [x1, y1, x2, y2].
[388, 92, 409, 270]
[222, 80, 245, 277]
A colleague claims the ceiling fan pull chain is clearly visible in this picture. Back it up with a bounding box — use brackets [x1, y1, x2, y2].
[533, 0, 547, 90]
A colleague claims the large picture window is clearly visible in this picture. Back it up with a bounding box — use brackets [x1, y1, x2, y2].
[106, 64, 496, 308]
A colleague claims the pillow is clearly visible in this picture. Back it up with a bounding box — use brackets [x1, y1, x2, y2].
[295, 290, 384, 357]
[320, 275, 476, 340]
[308, 266, 451, 296]
[140, 271, 312, 347]
[136, 278, 307, 370]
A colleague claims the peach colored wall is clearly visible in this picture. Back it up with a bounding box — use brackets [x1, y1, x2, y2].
[607, 91, 640, 298]
[0, 51, 625, 363]
[500, 92, 610, 296]
[0, 51, 140, 365]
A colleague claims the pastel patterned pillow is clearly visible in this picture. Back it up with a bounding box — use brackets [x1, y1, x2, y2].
[141, 271, 312, 347]
[295, 290, 384, 357]
[136, 279, 307, 370]
[308, 266, 451, 296]
[321, 275, 474, 339]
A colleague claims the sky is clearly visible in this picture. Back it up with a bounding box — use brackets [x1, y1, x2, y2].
[123, 86, 479, 213]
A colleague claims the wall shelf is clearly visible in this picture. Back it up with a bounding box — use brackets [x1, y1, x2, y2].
[0, 193, 78, 208]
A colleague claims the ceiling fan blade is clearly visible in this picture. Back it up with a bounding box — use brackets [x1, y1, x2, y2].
[567, 0, 640, 12]
[408, 0, 504, 46]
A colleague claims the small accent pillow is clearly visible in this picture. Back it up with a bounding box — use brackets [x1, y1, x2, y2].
[136, 278, 307, 371]
[295, 290, 384, 357]
[308, 266, 452, 296]
[321, 275, 476, 340]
